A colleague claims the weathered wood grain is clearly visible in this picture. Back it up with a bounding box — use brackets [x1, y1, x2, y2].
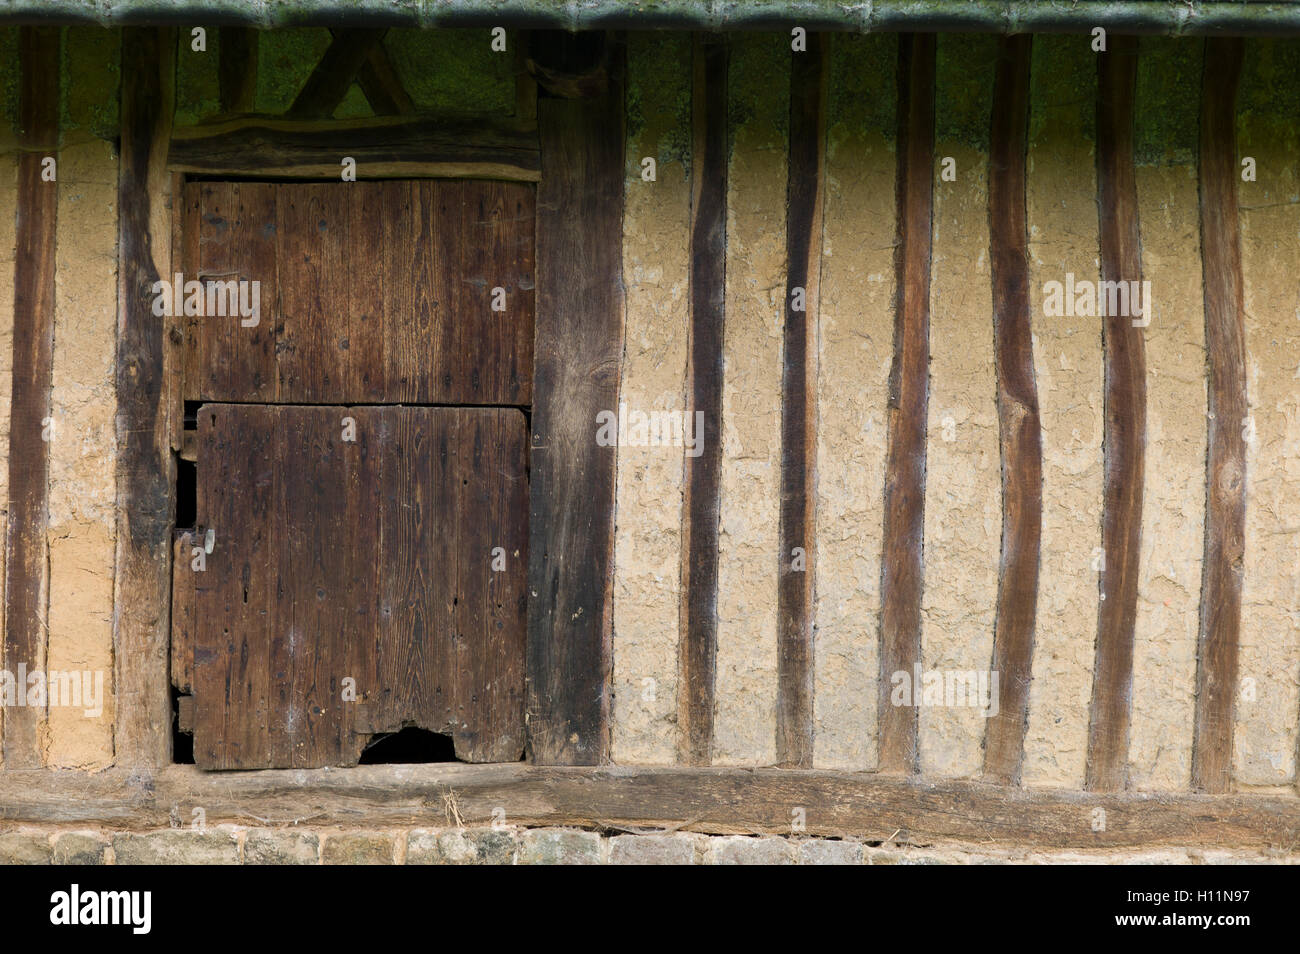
[168, 115, 540, 182]
[776, 32, 826, 770]
[194, 406, 528, 769]
[192, 404, 276, 769]
[186, 180, 535, 406]
[375, 407, 441, 736]
[114, 27, 177, 768]
[342, 407, 382, 759]
[348, 184, 386, 401]
[678, 34, 728, 767]
[180, 181, 203, 405]
[2, 764, 1297, 851]
[1087, 35, 1147, 793]
[226, 183, 279, 402]
[170, 531, 194, 694]
[166, 171, 187, 457]
[878, 32, 935, 775]
[983, 34, 1040, 786]
[1193, 37, 1247, 795]
[3, 26, 59, 768]
[277, 184, 347, 402]
[526, 42, 625, 765]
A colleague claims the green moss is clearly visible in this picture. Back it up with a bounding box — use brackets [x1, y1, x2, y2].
[936, 33, 995, 151]
[1238, 37, 1300, 162]
[1239, 37, 1300, 123]
[175, 26, 221, 125]
[63, 27, 120, 139]
[626, 31, 691, 176]
[728, 32, 789, 142]
[1134, 37, 1198, 166]
[0, 28, 18, 136]
[334, 81, 372, 118]
[384, 27, 512, 116]
[255, 27, 332, 115]
[829, 33, 895, 143]
[1029, 33, 1095, 146]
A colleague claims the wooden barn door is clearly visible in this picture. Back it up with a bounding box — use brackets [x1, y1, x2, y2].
[175, 179, 534, 769]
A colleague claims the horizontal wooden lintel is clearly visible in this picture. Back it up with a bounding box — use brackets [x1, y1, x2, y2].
[168, 114, 540, 182]
[0, 765, 1296, 849]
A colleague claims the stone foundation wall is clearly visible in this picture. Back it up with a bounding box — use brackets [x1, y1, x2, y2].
[0, 825, 1294, 865]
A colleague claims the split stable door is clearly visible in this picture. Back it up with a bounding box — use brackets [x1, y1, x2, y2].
[172, 179, 534, 768]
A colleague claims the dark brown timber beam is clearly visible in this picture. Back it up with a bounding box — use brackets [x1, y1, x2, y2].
[3, 26, 60, 769]
[678, 35, 728, 768]
[775, 33, 827, 769]
[878, 32, 935, 775]
[1193, 37, 1247, 795]
[168, 115, 540, 182]
[1086, 35, 1146, 793]
[0, 764, 1296, 850]
[114, 27, 177, 768]
[287, 28, 385, 120]
[983, 34, 1040, 786]
[329, 28, 415, 116]
[217, 27, 258, 114]
[525, 38, 625, 765]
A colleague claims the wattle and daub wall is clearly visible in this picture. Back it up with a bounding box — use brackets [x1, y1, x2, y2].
[612, 29, 1300, 794]
[0, 28, 1298, 801]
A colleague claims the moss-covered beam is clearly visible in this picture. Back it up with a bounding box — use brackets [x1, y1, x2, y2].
[3, 2, 1300, 36]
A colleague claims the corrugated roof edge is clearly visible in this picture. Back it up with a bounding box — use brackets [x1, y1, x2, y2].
[0, 1, 1298, 35]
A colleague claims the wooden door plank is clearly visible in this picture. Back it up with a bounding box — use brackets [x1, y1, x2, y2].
[376, 407, 439, 734]
[189, 180, 534, 406]
[231, 407, 276, 769]
[878, 32, 935, 775]
[380, 182, 424, 403]
[341, 406, 382, 762]
[776, 31, 827, 769]
[502, 184, 536, 405]
[454, 409, 490, 756]
[196, 181, 235, 400]
[429, 408, 461, 736]
[983, 34, 1041, 786]
[1087, 35, 1146, 793]
[180, 181, 204, 404]
[192, 406, 231, 768]
[488, 409, 529, 760]
[192, 404, 276, 769]
[225, 183, 279, 402]
[456, 183, 502, 404]
[277, 184, 349, 402]
[1193, 37, 1247, 795]
[267, 407, 294, 767]
[434, 180, 467, 403]
[348, 183, 387, 401]
[295, 407, 351, 767]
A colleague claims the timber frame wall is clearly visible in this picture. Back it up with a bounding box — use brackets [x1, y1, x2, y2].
[1, 22, 1299, 850]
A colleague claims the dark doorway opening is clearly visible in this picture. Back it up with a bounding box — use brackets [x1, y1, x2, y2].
[358, 726, 459, 764]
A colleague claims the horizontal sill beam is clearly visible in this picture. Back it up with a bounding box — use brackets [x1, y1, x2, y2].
[2, 2, 1300, 37]
[169, 115, 540, 182]
[1, 764, 1297, 849]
